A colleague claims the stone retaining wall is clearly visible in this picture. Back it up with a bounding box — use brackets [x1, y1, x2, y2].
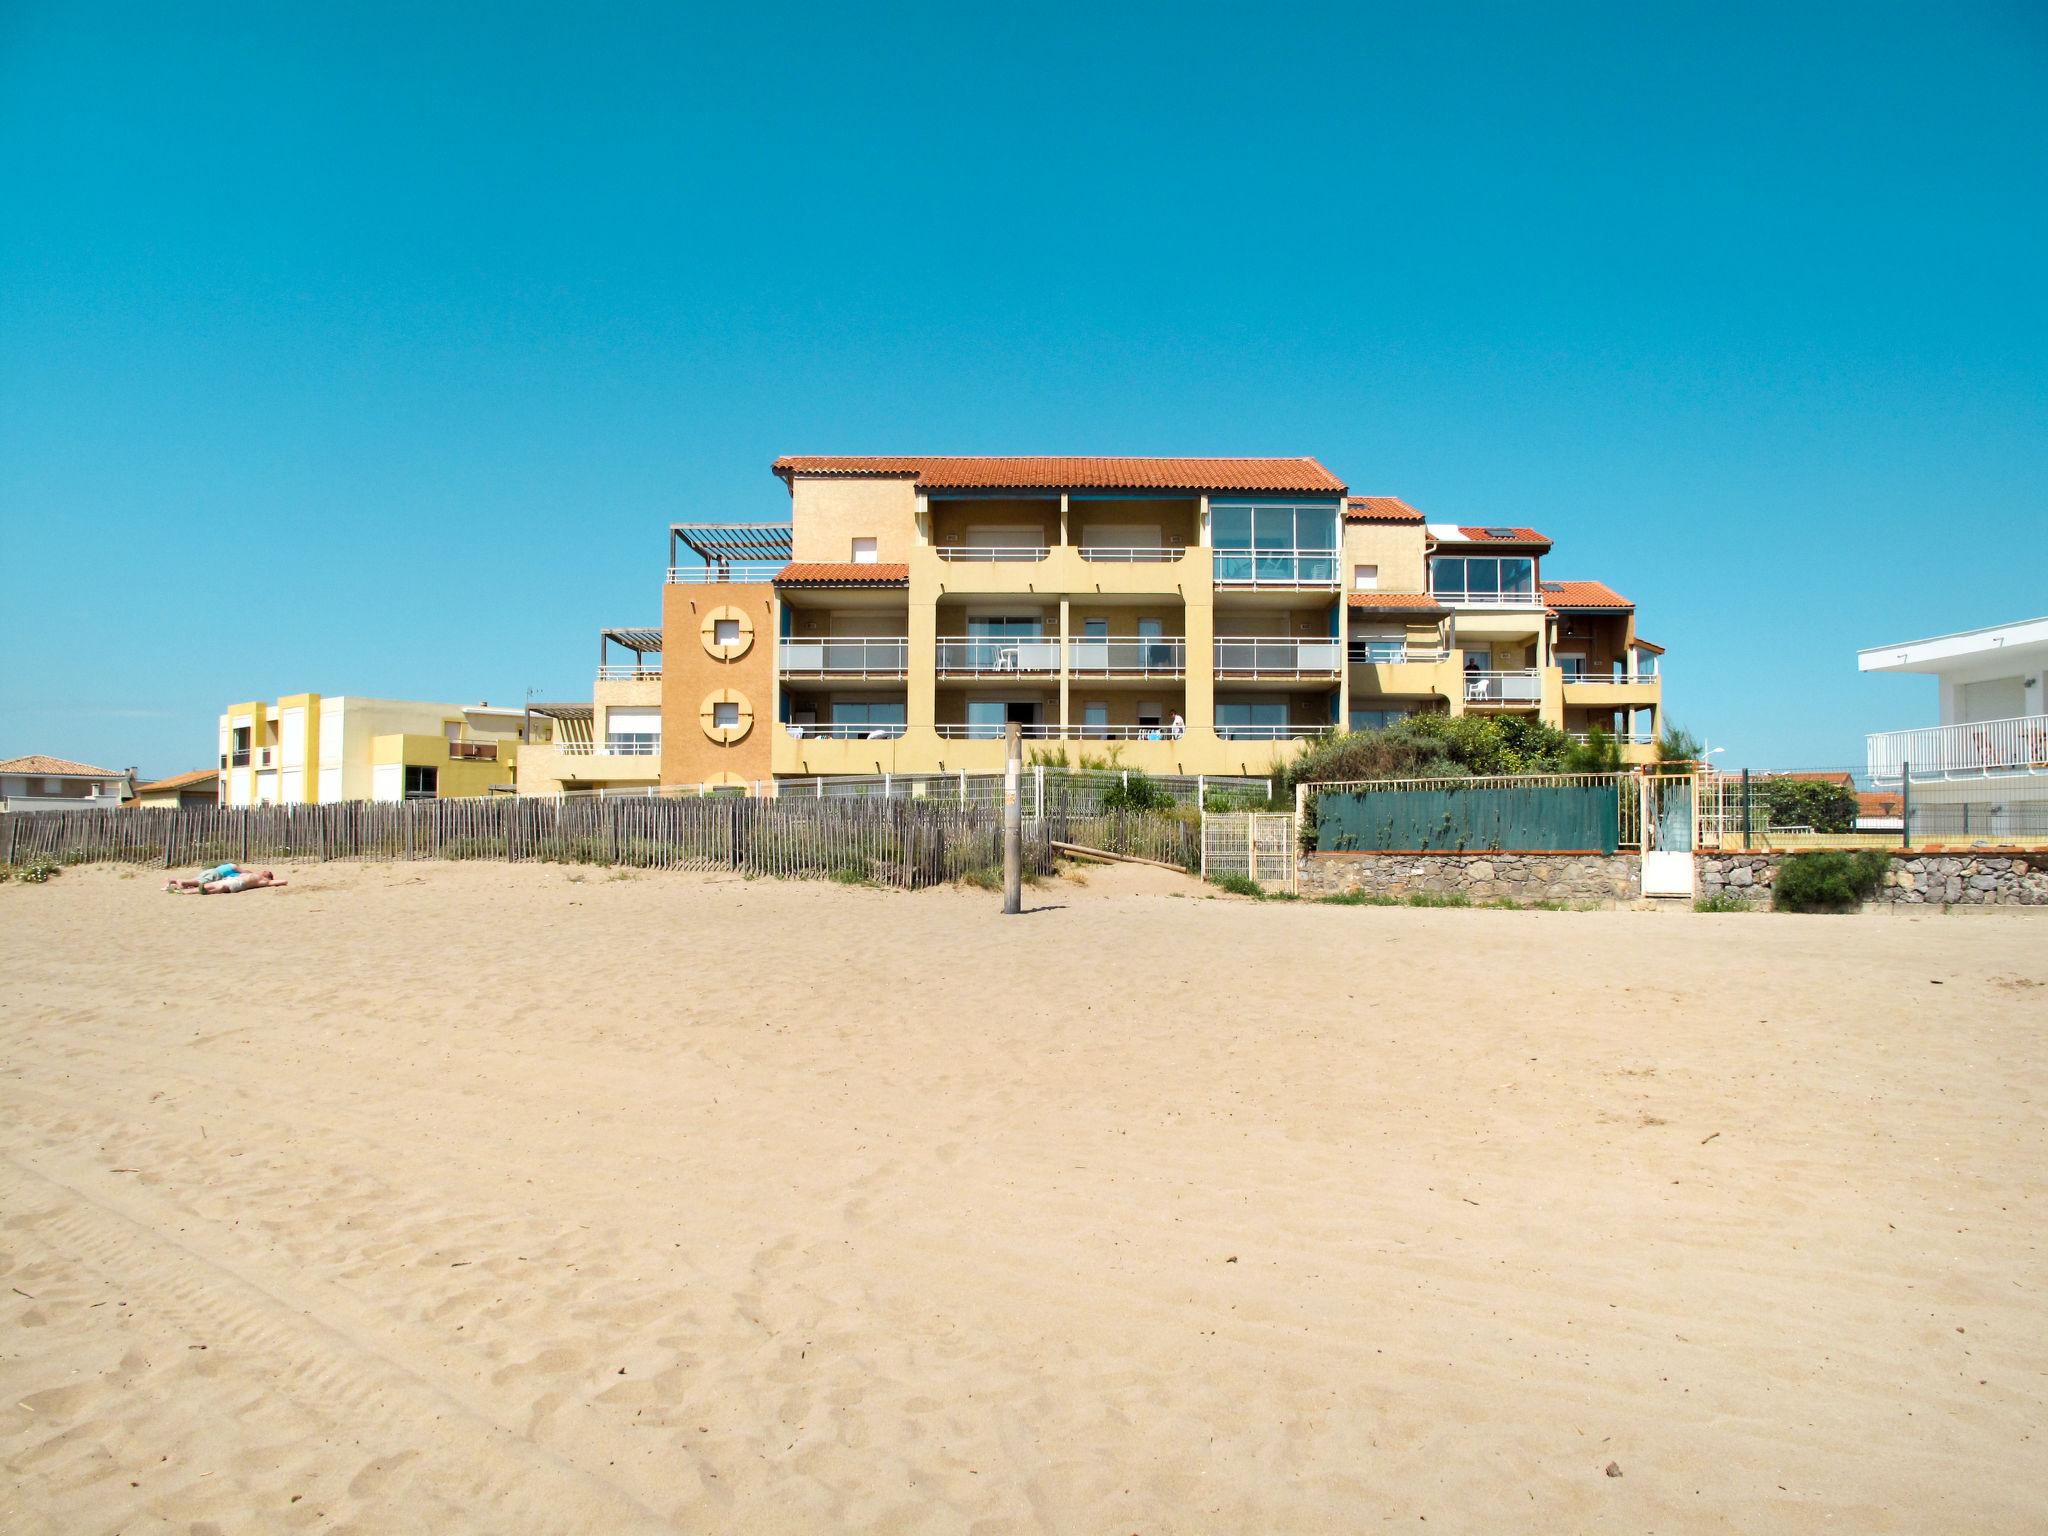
[1697, 851, 2048, 908]
[1298, 851, 1640, 907]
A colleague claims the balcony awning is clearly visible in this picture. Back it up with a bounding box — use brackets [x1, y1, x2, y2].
[670, 523, 793, 564]
[601, 627, 662, 655]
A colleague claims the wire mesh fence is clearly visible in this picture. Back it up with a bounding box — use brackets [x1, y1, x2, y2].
[1700, 767, 2048, 850]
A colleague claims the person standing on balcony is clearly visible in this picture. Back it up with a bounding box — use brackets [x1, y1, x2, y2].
[1169, 709, 1186, 740]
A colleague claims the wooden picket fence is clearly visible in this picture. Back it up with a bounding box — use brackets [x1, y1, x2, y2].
[0, 796, 1198, 888]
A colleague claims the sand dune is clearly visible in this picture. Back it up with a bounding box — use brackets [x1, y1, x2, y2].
[2, 861, 2044, 1532]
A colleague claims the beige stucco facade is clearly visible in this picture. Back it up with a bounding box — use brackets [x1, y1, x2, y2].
[218, 695, 525, 805]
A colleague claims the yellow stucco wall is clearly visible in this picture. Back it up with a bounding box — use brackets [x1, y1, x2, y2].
[660, 582, 775, 786]
[785, 475, 919, 563]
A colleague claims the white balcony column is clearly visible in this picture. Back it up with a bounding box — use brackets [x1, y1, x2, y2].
[1058, 492, 1068, 550]
[1058, 596, 1071, 733]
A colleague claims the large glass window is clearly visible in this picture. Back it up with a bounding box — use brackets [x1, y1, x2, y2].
[1348, 707, 1411, 732]
[1430, 555, 1534, 601]
[1212, 501, 1339, 583]
[1216, 699, 1289, 739]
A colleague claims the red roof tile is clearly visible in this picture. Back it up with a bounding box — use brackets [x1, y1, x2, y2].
[1449, 525, 1551, 546]
[0, 754, 125, 778]
[773, 456, 1345, 494]
[1541, 580, 1633, 611]
[1344, 495, 1424, 523]
[775, 562, 911, 587]
[1634, 637, 1664, 655]
[134, 768, 220, 794]
[1346, 592, 1447, 613]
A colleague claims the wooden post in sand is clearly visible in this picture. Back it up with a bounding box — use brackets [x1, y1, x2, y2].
[1002, 722, 1022, 915]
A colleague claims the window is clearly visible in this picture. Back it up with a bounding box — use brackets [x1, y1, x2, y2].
[1083, 701, 1109, 737]
[444, 721, 463, 743]
[231, 726, 252, 767]
[1216, 700, 1289, 738]
[1210, 501, 1340, 582]
[851, 537, 878, 564]
[713, 618, 741, 646]
[1353, 564, 1379, 590]
[1430, 555, 1533, 602]
[1558, 653, 1587, 680]
[607, 706, 662, 753]
[830, 700, 905, 737]
[403, 765, 439, 798]
[1635, 650, 1660, 678]
[712, 701, 740, 730]
[1136, 701, 1164, 729]
[1083, 618, 1109, 639]
[1349, 707, 1411, 732]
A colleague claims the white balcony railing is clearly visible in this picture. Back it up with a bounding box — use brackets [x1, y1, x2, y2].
[1868, 714, 2048, 782]
[1348, 644, 1451, 665]
[554, 739, 663, 757]
[1217, 723, 1336, 741]
[1068, 638, 1186, 675]
[1568, 731, 1657, 746]
[784, 722, 909, 740]
[1076, 545, 1186, 563]
[1213, 638, 1344, 676]
[1560, 670, 1656, 685]
[1212, 549, 1340, 588]
[933, 723, 1188, 741]
[666, 562, 786, 583]
[933, 545, 1049, 563]
[934, 636, 1062, 674]
[596, 665, 662, 681]
[1430, 589, 1544, 608]
[779, 638, 911, 677]
[1464, 669, 1542, 703]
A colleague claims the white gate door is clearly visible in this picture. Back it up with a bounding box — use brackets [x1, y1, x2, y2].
[1202, 812, 1298, 891]
[1251, 813, 1297, 891]
[1640, 773, 1697, 898]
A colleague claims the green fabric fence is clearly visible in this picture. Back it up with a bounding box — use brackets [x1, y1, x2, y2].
[1315, 783, 1621, 854]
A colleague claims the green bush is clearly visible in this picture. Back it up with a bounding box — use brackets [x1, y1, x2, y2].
[1772, 850, 1889, 912]
[1209, 872, 1264, 898]
[1694, 891, 1753, 913]
[1100, 771, 1176, 814]
[1282, 714, 1581, 797]
[15, 855, 60, 884]
[1757, 778, 1859, 834]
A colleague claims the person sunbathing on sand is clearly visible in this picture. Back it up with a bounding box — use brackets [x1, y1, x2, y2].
[165, 863, 239, 892]
[168, 867, 287, 895]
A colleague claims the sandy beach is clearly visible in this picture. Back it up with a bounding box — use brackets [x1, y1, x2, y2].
[2, 860, 2044, 1533]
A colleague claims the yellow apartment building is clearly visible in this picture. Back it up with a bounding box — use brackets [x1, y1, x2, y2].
[641, 456, 1666, 789]
[218, 695, 528, 806]
[516, 628, 671, 795]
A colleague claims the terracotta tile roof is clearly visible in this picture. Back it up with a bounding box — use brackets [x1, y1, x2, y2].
[1346, 592, 1447, 613]
[1858, 788, 1905, 819]
[1634, 637, 1664, 654]
[1541, 580, 1633, 611]
[1344, 495, 1424, 523]
[775, 562, 911, 587]
[1769, 770, 1855, 788]
[773, 456, 1346, 494]
[0, 754, 125, 778]
[1448, 525, 1551, 546]
[135, 768, 220, 794]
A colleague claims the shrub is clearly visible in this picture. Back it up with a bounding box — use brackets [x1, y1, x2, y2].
[1773, 850, 1889, 912]
[15, 855, 60, 884]
[1100, 772, 1176, 814]
[830, 864, 868, 885]
[1403, 890, 1472, 908]
[1282, 714, 1580, 797]
[1757, 777, 1859, 834]
[1562, 724, 1622, 773]
[1657, 722, 1704, 765]
[1694, 891, 1753, 913]
[1208, 872, 1264, 898]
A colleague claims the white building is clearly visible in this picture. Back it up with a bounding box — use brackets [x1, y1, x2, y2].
[0, 755, 132, 813]
[1860, 615, 2048, 840]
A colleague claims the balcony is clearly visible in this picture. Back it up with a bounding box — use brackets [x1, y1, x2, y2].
[1348, 643, 1451, 666]
[1212, 549, 1340, 590]
[1068, 637, 1186, 677]
[446, 741, 499, 762]
[1213, 638, 1343, 678]
[784, 722, 909, 741]
[1216, 723, 1336, 741]
[780, 638, 910, 678]
[596, 665, 662, 682]
[1868, 714, 2048, 783]
[558, 738, 663, 757]
[1076, 545, 1186, 563]
[1430, 589, 1543, 608]
[666, 561, 786, 583]
[934, 545, 1050, 563]
[1463, 669, 1542, 705]
[934, 636, 1062, 676]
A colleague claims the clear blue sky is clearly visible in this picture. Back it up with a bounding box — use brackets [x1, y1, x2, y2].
[3, 1, 2043, 776]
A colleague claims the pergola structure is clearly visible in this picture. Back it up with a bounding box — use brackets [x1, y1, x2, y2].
[523, 701, 593, 746]
[599, 626, 663, 676]
[667, 522, 792, 581]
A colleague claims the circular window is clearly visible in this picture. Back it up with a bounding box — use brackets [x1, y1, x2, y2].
[700, 605, 755, 660]
[699, 687, 754, 743]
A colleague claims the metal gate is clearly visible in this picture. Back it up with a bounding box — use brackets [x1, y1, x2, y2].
[1201, 812, 1298, 891]
[1639, 770, 1698, 897]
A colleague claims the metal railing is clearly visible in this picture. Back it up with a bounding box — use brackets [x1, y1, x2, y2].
[1347, 643, 1451, 665]
[934, 636, 1062, 674]
[555, 739, 663, 757]
[1212, 549, 1340, 588]
[1030, 723, 1188, 740]
[783, 722, 909, 740]
[666, 562, 786, 583]
[1217, 723, 1336, 740]
[1868, 714, 2048, 782]
[1464, 669, 1542, 703]
[596, 665, 662, 681]
[1568, 731, 1656, 745]
[1213, 638, 1344, 675]
[1076, 545, 1186, 562]
[1430, 589, 1543, 607]
[1068, 637, 1187, 674]
[1560, 671, 1653, 685]
[932, 545, 1049, 562]
[778, 638, 911, 676]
